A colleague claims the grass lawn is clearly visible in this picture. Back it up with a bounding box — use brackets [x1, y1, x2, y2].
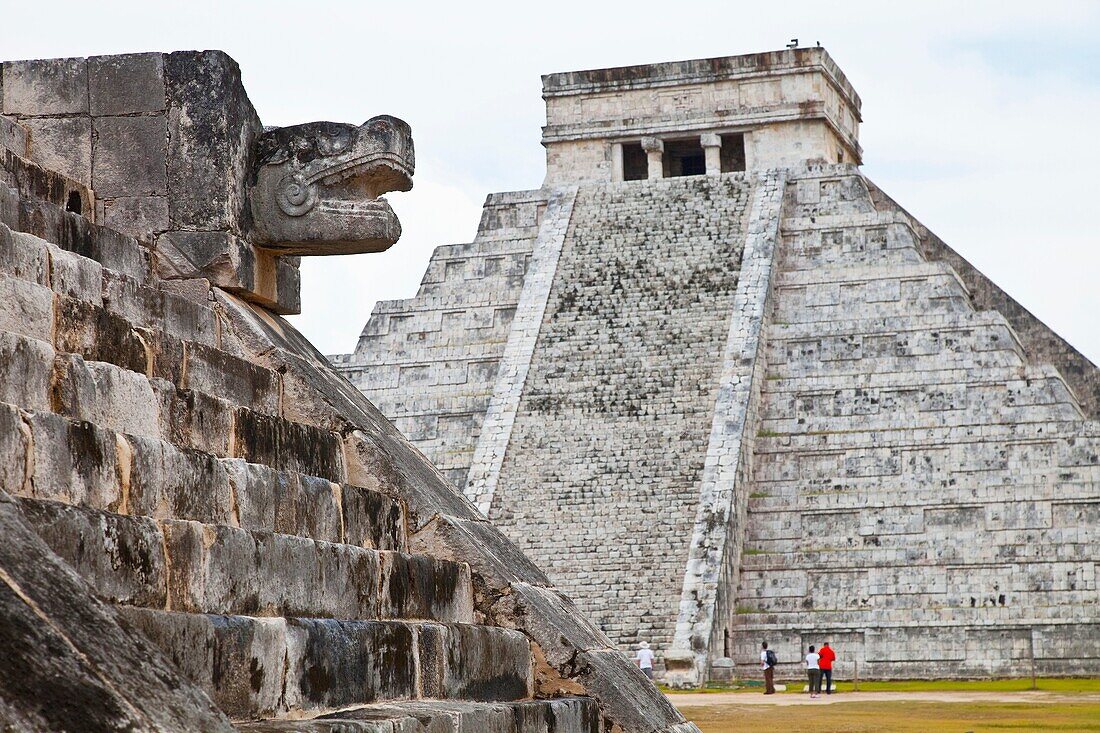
[679, 701, 1100, 732]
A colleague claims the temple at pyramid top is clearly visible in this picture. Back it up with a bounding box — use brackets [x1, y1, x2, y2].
[540, 47, 863, 184]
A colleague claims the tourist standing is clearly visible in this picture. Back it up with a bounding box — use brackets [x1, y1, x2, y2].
[819, 641, 836, 694]
[634, 642, 655, 679]
[805, 645, 821, 698]
[760, 642, 776, 694]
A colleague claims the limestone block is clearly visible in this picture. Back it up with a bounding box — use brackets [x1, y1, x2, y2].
[118, 606, 286, 720]
[0, 491, 235, 731]
[23, 116, 92, 185]
[184, 342, 280, 414]
[7, 194, 152, 282]
[25, 411, 120, 509]
[53, 354, 161, 437]
[93, 114, 168, 197]
[103, 271, 217, 345]
[2, 57, 88, 114]
[88, 52, 166, 116]
[100, 195, 170, 240]
[0, 273, 53, 342]
[154, 381, 235, 456]
[0, 402, 29, 496]
[162, 518, 391, 619]
[223, 460, 343, 543]
[379, 552, 474, 623]
[342, 483, 407, 551]
[164, 51, 261, 231]
[283, 618, 418, 711]
[48, 244, 103, 304]
[126, 435, 234, 524]
[0, 227, 48, 284]
[17, 497, 166, 607]
[0, 115, 29, 155]
[437, 623, 533, 701]
[0, 331, 53, 411]
[233, 408, 347, 483]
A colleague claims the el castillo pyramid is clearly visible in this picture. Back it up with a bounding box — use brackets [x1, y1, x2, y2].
[0, 50, 697, 731]
[331, 47, 1100, 686]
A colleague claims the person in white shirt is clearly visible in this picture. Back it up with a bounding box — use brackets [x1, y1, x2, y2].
[634, 641, 655, 679]
[760, 641, 776, 694]
[805, 645, 822, 698]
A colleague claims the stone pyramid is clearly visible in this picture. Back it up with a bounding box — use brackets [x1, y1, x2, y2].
[332, 48, 1100, 687]
[0, 51, 695, 731]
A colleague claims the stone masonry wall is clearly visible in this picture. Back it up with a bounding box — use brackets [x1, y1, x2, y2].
[331, 190, 547, 489]
[487, 175, 753, 657]
[732, 167, 1100, 680]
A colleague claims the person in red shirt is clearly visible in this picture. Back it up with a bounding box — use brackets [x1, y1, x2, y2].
[818, 642, 836, 694]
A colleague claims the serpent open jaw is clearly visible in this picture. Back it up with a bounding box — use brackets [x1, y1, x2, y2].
[249, 115, 414, 255]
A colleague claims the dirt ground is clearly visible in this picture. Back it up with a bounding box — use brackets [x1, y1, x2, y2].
[674, 691, 1100, 732]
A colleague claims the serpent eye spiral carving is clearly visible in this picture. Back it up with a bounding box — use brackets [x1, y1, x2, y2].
[276, 174, 318, 217]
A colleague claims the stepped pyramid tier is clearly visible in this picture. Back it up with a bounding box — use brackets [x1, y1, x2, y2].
[0, 52, 695, 732]
[332, 47, 1100, 687]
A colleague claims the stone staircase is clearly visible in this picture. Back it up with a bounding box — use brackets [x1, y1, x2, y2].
[732, 167, 1100, 679]
[0, 135, 694, 731]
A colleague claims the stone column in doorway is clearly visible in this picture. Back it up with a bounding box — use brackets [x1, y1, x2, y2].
[701, 132, 722, 175]
[610, 142, 624, 182]
[641, 136, 663, 180]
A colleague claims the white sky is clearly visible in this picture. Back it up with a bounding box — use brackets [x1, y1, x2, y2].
[4, 1, 1098, 364]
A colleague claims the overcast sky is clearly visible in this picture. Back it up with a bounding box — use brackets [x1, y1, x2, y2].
[4, 1, 1098, 365]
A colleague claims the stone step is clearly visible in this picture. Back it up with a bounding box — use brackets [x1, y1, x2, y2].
[767, 309, 1019, 343]
[746, 480, 1098, 514]
[0, 185, 151, 283]
[0, 331, 349, 481]
[730, 603, 1098, 628]
[18, 497, 468, 622]
[119, 608, 534, 719]
[775, 294, 973, 325]
[235, 697, 600, 733]
[1, 399, 406, 548]
[759, 363, 1032, 394]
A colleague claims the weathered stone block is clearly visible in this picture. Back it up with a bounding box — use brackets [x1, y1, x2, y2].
[154, 382, 235, 456]
[118, 607, 286, 720]
[127, 436, 233, 523]
[0, 227, 48, 284]
[23, 116, 92, 185]
[233, 408, 347, 484]
[88, 52, 165, 116]
[93, 114, 168, 197]
[438, 623, 533, 701]
[0, 115, 28, 155]
[17, 497, 166, 607]
[0, 491, 235, 732]
[53, 354, 161, 437]
[2, 57, 88, 115]
[185, 342, 280, 414]
[379, 552, 474, 623]
[0, 402, 29, 496]
[0, 273, 53, 342]
[342, 483, 407, 551]
[284, 618, 418, 710]
[0, 331, 53, 411]
[164, 51, 260, 232]
[100, 195, 170, 240]
[26, 411, 120, 509]
[48, 244, 103, 303]
[223, 460, 342, 542]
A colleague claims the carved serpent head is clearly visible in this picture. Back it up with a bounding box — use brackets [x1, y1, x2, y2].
[249, 116, 414, 255]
